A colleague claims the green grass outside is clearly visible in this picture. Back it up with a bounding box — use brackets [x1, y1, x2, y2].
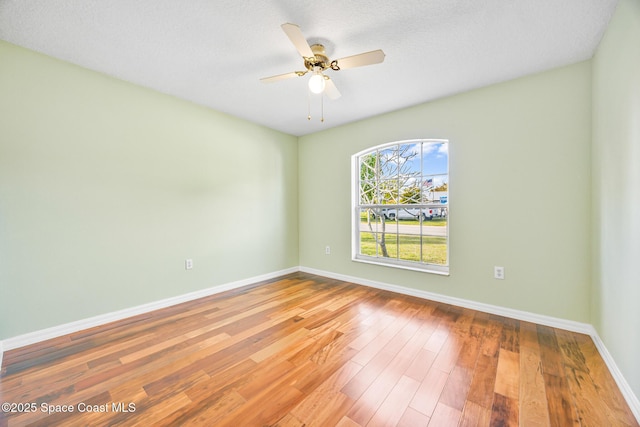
[359, 232, 447, 265]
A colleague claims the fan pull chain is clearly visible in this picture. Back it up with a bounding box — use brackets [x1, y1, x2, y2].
[307, 91, 325, 122]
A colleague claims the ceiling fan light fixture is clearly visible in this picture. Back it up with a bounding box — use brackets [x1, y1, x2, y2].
[308, 70, 325, 94]
[261, 23, 384, 121]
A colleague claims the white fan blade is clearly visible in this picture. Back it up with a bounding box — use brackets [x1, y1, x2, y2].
[260, 71, 307, 83]
[324, 77, 341, 100]
[281, 23, 314, 58]
[333, 49, 385, 70]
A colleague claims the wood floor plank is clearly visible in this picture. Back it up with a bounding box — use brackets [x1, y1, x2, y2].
[555, 329, 612, 426]
[0, 272, 637, 427]
[404, 348, 437, 382]
[459, 400, 492, 427]
[537, 325, 581, 426]
[397, 406, 430, 427]
[439, 364, 474, 412]
[214, 362, 313, 427]
[335, 415, 362, 427]
[350, 305, 418, 367]
[409, 365, 450, 417]
[286, 323, 343, 366]
[542, 372, 581, 427]
[428, 402, 462, 426]
[494, 349, 519, 400]
[500, 317, 520, 353]
[466, 318, 502, 410]
[158, 361, 256, 425]
[423, 322, 449, 353]
[438, 325, 483, 412]
[273, 412, 307, 427]
[518, 321, 551, 427]
[342, 317, 419, 401]
[346, 321, 423, 425]
[248, 327, 311, 363]
[489, 392, 519, 426]
[578, 336, 638, 426]
[345, 312, 395, 351]
[151, 389, 244, 427]
[289, 340, 359, 396]
[290, 360, 361, 426]
[367, 374, 421, 427]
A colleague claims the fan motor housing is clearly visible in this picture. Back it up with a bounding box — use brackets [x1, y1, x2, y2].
[304, 44, 330, 71]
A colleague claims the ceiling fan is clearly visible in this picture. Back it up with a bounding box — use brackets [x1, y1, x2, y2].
[261, 23, 385, 104]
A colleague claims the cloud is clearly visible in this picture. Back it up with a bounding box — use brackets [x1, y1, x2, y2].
[422, 141, 447, 156]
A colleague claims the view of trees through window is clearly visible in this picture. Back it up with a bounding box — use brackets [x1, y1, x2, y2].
[354, 140, 449, 273]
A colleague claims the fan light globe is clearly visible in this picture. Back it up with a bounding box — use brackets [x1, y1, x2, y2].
[308, 73, 325, 94]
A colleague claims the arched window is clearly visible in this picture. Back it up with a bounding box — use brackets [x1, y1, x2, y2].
[352, 139, 449, 274]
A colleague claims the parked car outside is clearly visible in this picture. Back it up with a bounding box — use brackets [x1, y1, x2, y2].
[382, 207, 435, 221]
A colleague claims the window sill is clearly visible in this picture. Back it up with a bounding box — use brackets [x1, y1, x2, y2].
[352, 255, 450, 276]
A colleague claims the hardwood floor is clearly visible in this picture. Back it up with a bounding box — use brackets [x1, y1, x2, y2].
[0, 272, 637, 426]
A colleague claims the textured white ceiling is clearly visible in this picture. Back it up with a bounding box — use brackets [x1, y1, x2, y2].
[0, 0, 618, 136]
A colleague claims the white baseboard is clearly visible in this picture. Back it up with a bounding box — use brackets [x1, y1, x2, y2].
[590, 333, 640, 422]
[299, 266, 640, 423]
[0, 266, 298, 355]
[299, 266, 594, 334]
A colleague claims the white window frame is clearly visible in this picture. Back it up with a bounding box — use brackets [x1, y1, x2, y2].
[351, 139, 449, 275]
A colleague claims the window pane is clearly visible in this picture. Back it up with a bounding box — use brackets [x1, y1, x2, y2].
[399, 144, 420, 203]
[400, 185, 421, 204]
[378, 148, 398, 180]
[422, 142, 448, 176]
[359, 208, 399, 258]
[359, 208, 378, 256]
[360, 232, 378, 257]
[422, 216, 447, 237]
[359, 154, 378, 198]
[398, 233, 421, 262]
[380, 212, 398, 257]
[359, 207, 375, 227]
[360, 179, 376, 204]
[433, 175, 448, 204]
[382, 207, 396, 221]
[421, 206, 436, 220]
[385, 233, 399, 259]
[422, 176, 435, 202]
[398, 143, 421, 175]
[421, 236, 448, 265]
[379, 179, 399, 204]
[359, 153, 377, 180]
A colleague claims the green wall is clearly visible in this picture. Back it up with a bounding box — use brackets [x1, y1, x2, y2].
[592, 0, 640, 398]
[299, 61, 592, 322]
[0, 41, 299, 339]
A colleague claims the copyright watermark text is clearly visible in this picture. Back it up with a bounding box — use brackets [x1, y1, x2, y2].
[2, 402, 136, 414]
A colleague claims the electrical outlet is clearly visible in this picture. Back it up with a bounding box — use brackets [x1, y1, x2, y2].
[494, 266, 505, 280]
[325, 246, 331, 255]
[185, 259, 193, 270]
